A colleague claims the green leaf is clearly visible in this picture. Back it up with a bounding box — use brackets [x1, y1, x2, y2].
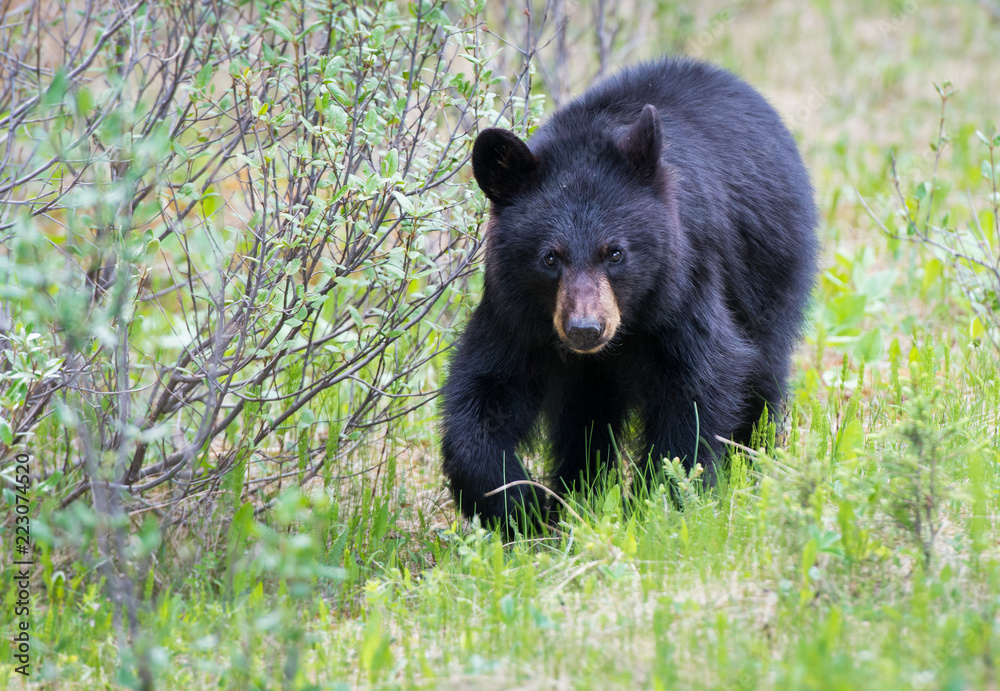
[800, 538, 818, 581]
[834, 419, 864, 461]
[381, 148, 398, 178]
[971, 316, 986, 340]
[226, 503, 255, 558]
[854, 329, 882, 364]
[602, 483, 622, 519]
[0, 417, 12, 445]
[921, 258, 943, 295]
[297, 408, 316, 428]
[373, 502, 389, 541]
[982, 159, 996, 183]
[42, 69, 69, 108]
[195, 63, 213, 90]
[347, 305, 364, 330]
[499, 594, 515, 621]
[823, 294, 867, 333]
[360, 611, 393, 676]
[392, 190, 413, 214]
[75, 86, 93, 115]
[201, 190, 222, 218]
[266, 18, 294, 43]
[329, 107, 348, 133]
[381, 263, 406, 281]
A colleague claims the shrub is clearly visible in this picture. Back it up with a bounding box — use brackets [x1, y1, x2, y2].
[864, 82, 1000, 354]
[0, 0, 536, 548]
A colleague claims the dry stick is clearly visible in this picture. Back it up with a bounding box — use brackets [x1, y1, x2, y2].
[484, 479, 587, 526]
[715, 435, 796, 475]
[713, 435, 763, 459]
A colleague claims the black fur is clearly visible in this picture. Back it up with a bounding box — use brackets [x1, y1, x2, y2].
[442, 58, 818, 528]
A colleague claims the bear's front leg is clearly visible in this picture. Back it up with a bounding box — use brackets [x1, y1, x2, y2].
[441, 311, 546, 532]
[549, 367, 629, 499]
[640, 392, 722, 492]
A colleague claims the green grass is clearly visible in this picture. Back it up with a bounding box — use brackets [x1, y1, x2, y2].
[21, 347, 1000, 689]
[4, 1, 1000, 689]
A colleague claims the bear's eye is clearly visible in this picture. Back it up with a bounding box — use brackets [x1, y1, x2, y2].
[608, 247, 623, 263]
[544, 251, 557, 267]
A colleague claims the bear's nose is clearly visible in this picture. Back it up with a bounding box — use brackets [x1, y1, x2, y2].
[565, 316, 604, 351]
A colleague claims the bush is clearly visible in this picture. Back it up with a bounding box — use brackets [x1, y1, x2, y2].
[0, 0, 537, 558]
[864, 82, 1000, 354]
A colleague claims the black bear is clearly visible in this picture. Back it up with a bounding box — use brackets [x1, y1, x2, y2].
[442, 58, 818, 529]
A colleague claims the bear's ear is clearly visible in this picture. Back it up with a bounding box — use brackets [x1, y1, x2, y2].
[617, 104, 662, 181]
[472, 128, 539, 205]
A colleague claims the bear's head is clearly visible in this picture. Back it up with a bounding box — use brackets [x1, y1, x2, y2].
[472, 104, 681, 354]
